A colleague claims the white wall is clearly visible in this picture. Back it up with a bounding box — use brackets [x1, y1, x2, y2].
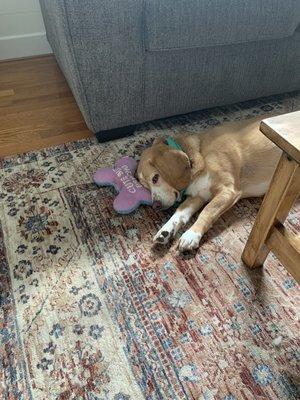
[0, 0, 52, 60]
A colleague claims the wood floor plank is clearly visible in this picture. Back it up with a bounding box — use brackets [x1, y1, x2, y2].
[0, 55, 93, 157]
[0, 130, 92, 158]
[0, 89, 14, 97]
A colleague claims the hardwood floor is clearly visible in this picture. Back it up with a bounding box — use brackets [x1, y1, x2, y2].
[0, 55, 93, 158]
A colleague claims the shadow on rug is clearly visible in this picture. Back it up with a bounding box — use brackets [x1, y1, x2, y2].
[1, 92, 299, 399]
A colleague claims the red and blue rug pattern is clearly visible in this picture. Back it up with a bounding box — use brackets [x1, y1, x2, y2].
[0, 92, 299, 399]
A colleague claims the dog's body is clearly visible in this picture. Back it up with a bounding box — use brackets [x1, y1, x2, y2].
[138, 116, 282, 251]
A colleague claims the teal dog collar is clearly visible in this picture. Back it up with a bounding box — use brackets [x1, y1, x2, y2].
[166, 137, 183, 152]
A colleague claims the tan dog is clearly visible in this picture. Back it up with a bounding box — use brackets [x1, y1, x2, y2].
[137, 116, 282, 252]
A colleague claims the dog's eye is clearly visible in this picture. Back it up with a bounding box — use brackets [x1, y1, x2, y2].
[152, 174, 159, 184]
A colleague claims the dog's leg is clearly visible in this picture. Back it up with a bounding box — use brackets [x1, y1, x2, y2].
[178, 188, 241, 251]
[154, 196, 205, 245]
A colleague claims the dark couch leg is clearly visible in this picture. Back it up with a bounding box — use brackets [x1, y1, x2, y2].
[95, 125, 137, 143]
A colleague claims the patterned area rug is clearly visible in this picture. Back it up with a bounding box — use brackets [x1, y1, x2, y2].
[1, 93, 300, 400]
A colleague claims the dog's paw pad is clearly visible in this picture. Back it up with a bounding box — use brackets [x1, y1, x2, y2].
[178, 230, 202, 252]
[156, 235, 166, 243]
[153, 229, 173, 245]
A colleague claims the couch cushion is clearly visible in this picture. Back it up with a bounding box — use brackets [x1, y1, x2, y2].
[145, 0, 300, 51]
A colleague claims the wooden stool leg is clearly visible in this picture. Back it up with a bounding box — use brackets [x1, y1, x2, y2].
[242, 152, 299, 268]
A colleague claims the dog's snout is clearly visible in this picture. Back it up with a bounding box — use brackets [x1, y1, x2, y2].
[153, 200, 162, 210]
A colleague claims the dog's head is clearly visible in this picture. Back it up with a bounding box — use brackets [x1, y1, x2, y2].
[137, 138, 192, 209]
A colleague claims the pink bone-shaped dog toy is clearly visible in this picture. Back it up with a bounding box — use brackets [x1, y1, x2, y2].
[93, 156, 152, 214]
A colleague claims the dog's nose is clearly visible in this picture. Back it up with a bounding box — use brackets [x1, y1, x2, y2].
[153, 200, 162, 210]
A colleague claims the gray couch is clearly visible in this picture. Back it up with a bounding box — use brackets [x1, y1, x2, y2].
[40, 0, 300, 141]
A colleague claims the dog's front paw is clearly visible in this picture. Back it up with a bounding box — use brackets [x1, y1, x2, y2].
[178, 229, 202, 252]
[153, 227, 174, 245]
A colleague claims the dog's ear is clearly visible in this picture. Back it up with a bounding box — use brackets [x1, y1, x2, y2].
[152, 148, 191, 190]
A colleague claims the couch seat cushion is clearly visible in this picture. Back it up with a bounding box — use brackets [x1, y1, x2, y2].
[145, 0, 300, 51]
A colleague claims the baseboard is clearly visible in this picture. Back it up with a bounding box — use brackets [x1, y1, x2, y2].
[0, 32, 52, 61]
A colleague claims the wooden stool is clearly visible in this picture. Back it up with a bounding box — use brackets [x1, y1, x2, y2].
[242, 111, 300, 283]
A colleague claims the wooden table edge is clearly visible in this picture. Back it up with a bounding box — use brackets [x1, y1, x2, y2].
[260, 119, 300, 164]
